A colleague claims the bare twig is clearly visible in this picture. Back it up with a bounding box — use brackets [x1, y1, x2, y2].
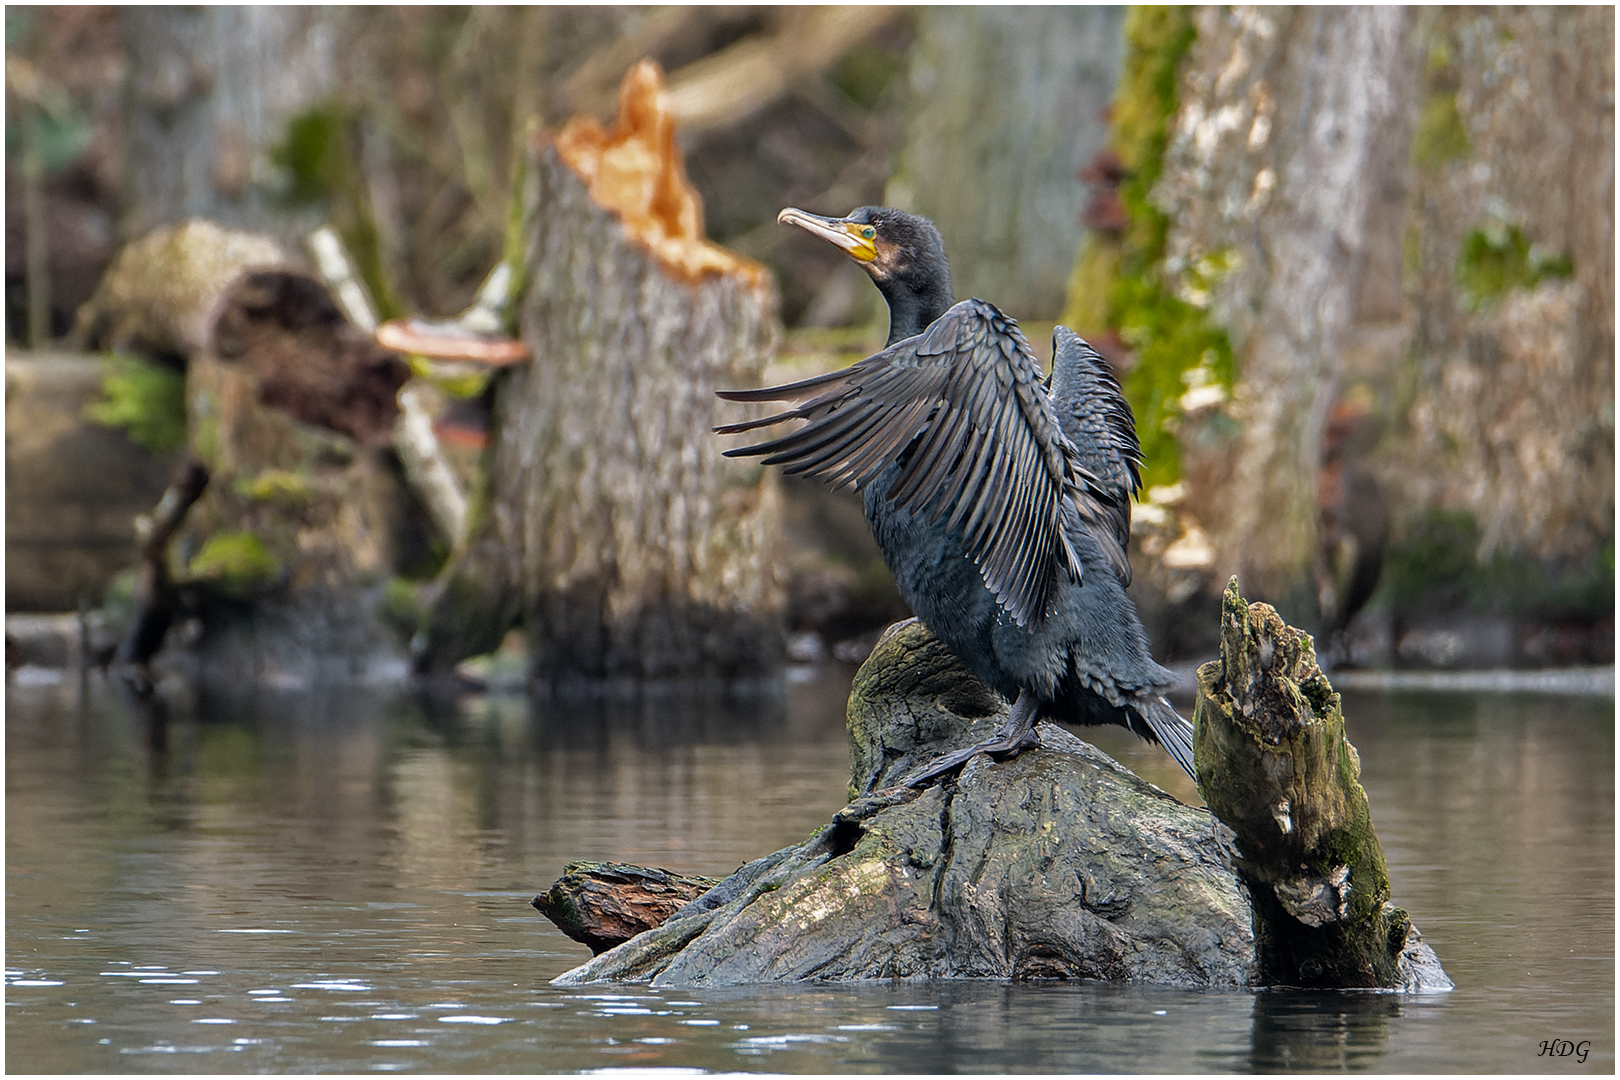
[664, 7, 904, 134]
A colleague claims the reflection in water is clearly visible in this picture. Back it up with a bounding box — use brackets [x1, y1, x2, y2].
[1247, 990, 1401, 1072]
[4, 671, 1613, 1073]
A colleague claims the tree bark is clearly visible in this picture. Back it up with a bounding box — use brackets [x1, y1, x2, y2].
[118, 7, 338, 244]
[1155, 7, 1413, 619]
[420, 62, 783, 684]
[890, 7, 1127, 319]
[533, 862, 722, 956]
[76, 219, 426, 682]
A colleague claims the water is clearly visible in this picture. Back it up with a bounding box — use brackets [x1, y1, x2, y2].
[6, 666, 1613, 1073]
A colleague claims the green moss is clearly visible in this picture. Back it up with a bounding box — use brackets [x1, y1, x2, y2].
[269, 104, 346, 206]
[1411, 92, 1470, 169]
[379, 576, 424, 641]
[831, 39, 907, 110]
[1060, 6, 1234, 485]
[1455, 221, 1573, 310]
[188, 531, 282, 598]
[406, 354, 492, 399]
[236, 468, 313, 506]
[101, 568, 138, 622]
[83, 353, 188, 454]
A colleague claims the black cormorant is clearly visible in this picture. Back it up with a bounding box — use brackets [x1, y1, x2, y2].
[717, 206, 1195, 786]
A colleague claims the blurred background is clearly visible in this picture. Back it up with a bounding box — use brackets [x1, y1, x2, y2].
[5, 6, 1613, 677]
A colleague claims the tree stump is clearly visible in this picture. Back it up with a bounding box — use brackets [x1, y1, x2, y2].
[1194, 578, 1451, 990]
[419, 61, 782, 684]
[544, 611, 1450, 991]
[551, 619, 1256, 988]
[76, 220, 428, 682]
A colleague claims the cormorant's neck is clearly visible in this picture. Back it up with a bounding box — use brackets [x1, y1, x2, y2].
[878, 273, 953, 346]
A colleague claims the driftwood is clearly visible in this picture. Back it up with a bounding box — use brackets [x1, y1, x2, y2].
[543, 600, 1450, 991]
[76, 219, 429, 682]
[534, 862, 722, 955]
[550, 619, 1255, 987]
[418, 61, 782, 682]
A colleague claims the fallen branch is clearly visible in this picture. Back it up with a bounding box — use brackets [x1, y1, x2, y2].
[115, 458, 211, 686]
[663, 7, 904, 133]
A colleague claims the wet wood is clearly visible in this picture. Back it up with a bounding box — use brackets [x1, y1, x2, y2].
[546, 609, 1450, 991]
[551, 619, 1256, 988]
[1193, 577, 1451, 990]
[533, 862, 723, 956]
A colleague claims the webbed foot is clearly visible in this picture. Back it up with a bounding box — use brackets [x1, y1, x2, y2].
[898, 688, 1042, 788]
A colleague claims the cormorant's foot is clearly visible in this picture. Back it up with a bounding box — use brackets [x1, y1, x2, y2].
[899, 727, 1043, 789]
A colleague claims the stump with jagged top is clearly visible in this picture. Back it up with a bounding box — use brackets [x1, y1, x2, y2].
[418, 60, 783, 682]
[1194, 577, 1451, 990]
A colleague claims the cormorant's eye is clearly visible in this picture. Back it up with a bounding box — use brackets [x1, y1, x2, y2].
[861, 226, 876, 240]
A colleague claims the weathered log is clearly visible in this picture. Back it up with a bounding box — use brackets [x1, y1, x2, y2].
[546, 610, 1451, 990]
[533, 862, 722, 955]
[419, 61, 783, 682]
[552, 619, 1255, 987]
[1193, 578, 1451, 990]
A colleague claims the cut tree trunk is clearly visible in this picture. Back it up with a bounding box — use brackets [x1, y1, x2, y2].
[544, 607, 1450, 991]
[418, 61, 783, 684]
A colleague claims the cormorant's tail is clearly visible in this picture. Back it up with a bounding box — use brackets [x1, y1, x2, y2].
[1134, 695, 1197, 780]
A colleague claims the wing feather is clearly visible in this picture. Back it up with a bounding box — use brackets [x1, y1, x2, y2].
[716, 299, 1085, 626]
[1048, 326, 1145, 583]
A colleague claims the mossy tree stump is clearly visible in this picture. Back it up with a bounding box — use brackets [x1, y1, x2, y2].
[1194, 578, 1449, 989]
[77, 219, 428, 682]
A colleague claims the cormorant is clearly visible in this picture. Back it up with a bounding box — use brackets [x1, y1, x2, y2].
[716, 206, 1195, 786]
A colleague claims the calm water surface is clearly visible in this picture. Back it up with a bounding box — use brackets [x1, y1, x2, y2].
[6, 665, 1613, 1073]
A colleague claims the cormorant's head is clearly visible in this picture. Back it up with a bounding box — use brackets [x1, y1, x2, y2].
[778, 206, 953, 341]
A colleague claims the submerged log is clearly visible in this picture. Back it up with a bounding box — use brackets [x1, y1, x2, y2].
[534, 862, 722, 955]
[418, 60, 782, 683]
[546, 606, 1450, 990]
[1194, 578, 1451, 990]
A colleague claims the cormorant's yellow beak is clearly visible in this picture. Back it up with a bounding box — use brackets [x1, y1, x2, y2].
[777, 207, 878, 263]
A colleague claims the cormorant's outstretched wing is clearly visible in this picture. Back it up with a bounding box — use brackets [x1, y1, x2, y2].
[1047, 326, 1144, 585]
[716, 299, 1126, 627]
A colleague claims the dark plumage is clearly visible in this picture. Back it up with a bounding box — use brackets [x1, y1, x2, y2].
[718, 207, 1195, 785]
